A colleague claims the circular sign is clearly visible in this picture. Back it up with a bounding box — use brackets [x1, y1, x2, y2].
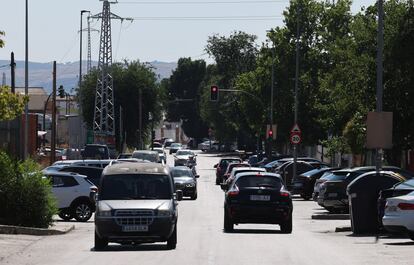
[290, 133, 301, 144]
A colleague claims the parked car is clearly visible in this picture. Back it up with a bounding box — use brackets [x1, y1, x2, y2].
[131, 150, 161, 163]
[171, 166, 198, 200]
[223, 167, 266, 187]
[94, 163, 181, 250]
[198, 140, 219, 152]
[152, 142, 163, 148]
[169, 143, 183, 154]
[214, 157, 242, 185]
[318, 166, 413, 213]
[44, 172, 97, 222]
[174, 150, 196, 166]
[117, 153, 132, 159]
[221, 162, 251, 183]
[382, 190, 414, 240]
[265, 157, 320, 172]
[53, 159, 112, 168]
[291, 167, 339, 200]
[378, 178, 414, 228]
[277, 161, 316, 190]
[58, 166, 103, 187]
[222, 172, 293, 233]
[163, 138, 174, 148]
[81, 144, 110, 159]
[313, 170, 345, 201]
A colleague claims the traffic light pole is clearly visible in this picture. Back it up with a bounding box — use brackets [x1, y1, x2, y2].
[293, 2, 300, 185]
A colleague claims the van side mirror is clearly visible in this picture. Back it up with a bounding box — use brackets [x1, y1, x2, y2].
[176, 190, 183, 201]
[214, 164, 218, 168]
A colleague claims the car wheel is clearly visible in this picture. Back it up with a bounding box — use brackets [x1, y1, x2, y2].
[191, 192, 198, 200]
[72, 201, 93, 222]
[94, 231, 108, 250]
[167, 225, 177, 249]
[58, 210, 73, 221]
[280, 213, 293, 234]
[223, 208, 233, 232]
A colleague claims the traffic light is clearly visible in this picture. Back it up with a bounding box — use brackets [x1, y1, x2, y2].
[58, 85, 65, 98]
[210, 85, 219, 101]
[267, 129, 273, 139]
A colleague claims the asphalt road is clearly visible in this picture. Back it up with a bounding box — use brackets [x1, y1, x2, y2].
[1, 151, 413, 265]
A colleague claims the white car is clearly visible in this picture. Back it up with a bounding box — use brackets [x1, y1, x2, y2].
[383, 190, 414, 240]
[45, 172, 98, 222]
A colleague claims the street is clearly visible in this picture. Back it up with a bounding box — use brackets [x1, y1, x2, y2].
[1, 152, 413, 265]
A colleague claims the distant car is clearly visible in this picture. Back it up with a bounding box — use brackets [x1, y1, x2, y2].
[174, 150, 196, 167]
[383, 191, 414, 240]
[164, 138, 174, 148]
[277, 161, 316, 190]
[169, 143, 183, 154]
[221, 162, 250, 183]
[224, 167, 266, 187]
[152, 142, 163, 148]
[44, 172, 97, 222]
[214, 157, 242, 185]
[81, 144, 110, 159]
[198, 141, 219, 152]
[52, 159, 112, 168]
[291, 167, 339, 200]
[131, 150, 161, 163]
[266, 157, 320, 172]
[153, 147, 167, 163]
[171, 166, 198, 200]
[222, 172, 293, 233]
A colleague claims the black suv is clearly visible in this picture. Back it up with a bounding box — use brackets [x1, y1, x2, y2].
[222, 172, 293, 233]
[94, 163, 182, 250]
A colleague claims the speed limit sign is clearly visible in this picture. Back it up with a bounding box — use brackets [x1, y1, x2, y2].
[290, 133, 301, 144]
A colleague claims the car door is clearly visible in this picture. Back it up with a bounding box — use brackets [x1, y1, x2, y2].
[51, 175, 80, 209]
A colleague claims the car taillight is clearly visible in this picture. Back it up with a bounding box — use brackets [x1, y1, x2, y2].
[280, 191, 290, 197]
[397, 203, 414, 210]
[228, 186, 239, 197]
[91, 187, 98, 193]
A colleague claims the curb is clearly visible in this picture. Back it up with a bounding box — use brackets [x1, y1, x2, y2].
[335, 226, 352, 232]
[312, 214, 350, 220]
[0, 224, 75, 236]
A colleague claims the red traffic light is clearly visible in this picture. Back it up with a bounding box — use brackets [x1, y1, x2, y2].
[210, 85, 219, 101]
[268, 130, 273, 137]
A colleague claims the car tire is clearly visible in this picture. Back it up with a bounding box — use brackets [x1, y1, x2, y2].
[280, 213, 293, 234]
[167, 225, 177, 249]
[72, 200, 93, 222]
[58, 210, 73, 221]
[95, 231, 108, 250]
[223, 208, 233, 232]
[191, 192, 198, 200]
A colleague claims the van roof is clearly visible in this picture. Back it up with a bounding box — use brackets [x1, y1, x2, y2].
[103, 162, 168, 176]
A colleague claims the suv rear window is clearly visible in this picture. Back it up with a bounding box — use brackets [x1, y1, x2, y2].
[324, 171, 348, 181]
[220, 159, 240, 168]
[100, 174, 172, 200]
[236, 176, 282, 189]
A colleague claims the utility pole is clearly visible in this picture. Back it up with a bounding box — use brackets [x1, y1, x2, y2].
[269, 41, 275, 158]
[293, 1, 301, 185]
[10, 52, 16, 93]
[78, 10, 89, 151]
[51, 61, 57, 164]
[375, 0, 384, 173]
[1, 72, 5, 86]
[24, 0, 29, 159]
[86, 16, 99, 74]
[138, 89, 143, 149]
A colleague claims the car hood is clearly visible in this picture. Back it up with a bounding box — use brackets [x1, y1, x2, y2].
[176, 155, 191, 160]
[98, 200, 171, 211]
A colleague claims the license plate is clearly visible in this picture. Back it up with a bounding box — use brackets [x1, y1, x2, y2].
[294, 182, 303, 187]
[328, 193, 338, 197]
[250, 195, 270, 201]
[122, 225, 148, 232]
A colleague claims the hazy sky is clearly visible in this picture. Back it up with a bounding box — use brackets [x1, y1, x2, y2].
[0, 0, 375, 64]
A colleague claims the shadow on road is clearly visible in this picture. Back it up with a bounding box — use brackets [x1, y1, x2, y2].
[91, 244, 170, 252]
[224, 228, 283, 234]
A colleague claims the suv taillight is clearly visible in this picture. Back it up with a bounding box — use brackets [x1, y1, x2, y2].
[397, 203, 414, 210]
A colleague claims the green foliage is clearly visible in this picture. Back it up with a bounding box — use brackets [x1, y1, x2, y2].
[165, 58, 209, 139]
[78, 61, 163, 148]
[0, 30, 4, 48]
[343, 112, 366, 155]
[0, 151, 57, 228]
[0, 86, 28, 121]
[320, 136, 350, 159]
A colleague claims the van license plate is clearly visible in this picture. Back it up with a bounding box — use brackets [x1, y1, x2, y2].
[250, 195, 270, 201]
[122, 225, 148, 232]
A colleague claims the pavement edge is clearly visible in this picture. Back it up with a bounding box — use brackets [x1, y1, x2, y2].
[0, 224, 75, 236]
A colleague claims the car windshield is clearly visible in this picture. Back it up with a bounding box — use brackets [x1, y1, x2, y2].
[171, 143, 182, 147]
[236, 176, 282, 189]
[395, 179, 414, 189]
[302, 168, 323, 177]
[324, 171, 348, 181]
[132, 152, 158, 162]
[220, 159, 240, 167]
[176, 150, 193, 156]
[171, 169, 193, 179]
[100, 174, 172, 200]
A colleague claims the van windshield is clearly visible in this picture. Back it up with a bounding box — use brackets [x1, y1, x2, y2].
[100, 174, 172, 200]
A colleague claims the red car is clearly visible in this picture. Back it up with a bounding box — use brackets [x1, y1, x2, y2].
[214, 158, 242, 185]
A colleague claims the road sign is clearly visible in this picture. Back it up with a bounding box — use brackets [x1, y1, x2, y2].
[290, 133, 301, 144]
[291, 124, 301, 133]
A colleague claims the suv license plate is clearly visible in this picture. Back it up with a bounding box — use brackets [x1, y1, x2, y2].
[250, 195, 270, 201]
[122, 225, 148, 232]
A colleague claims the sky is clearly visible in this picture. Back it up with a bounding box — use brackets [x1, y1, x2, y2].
[0, 0, 375, 64]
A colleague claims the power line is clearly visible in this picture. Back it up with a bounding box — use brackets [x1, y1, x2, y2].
[128, 15, 282, 20]
[118, 0, 287, 4]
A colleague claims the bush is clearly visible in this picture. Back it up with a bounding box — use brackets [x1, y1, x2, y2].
[0, 151, 57, 228]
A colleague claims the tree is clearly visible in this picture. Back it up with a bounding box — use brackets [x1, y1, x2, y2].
[78, 61, 163, 148]
[0, 30, 4, 48]
[0, 86, 28, 121]
[165, 58, 209, 140]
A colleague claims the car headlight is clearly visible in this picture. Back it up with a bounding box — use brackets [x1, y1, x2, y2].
[97, 210, 112, 217]
[158, 209, 172, 217]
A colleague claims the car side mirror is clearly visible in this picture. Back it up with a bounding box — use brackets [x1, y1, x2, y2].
[195, 175, 200, 178]
[214, 164, 218, 168]
[220, 183, 228, 191]
[176, 190, 183, 201]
